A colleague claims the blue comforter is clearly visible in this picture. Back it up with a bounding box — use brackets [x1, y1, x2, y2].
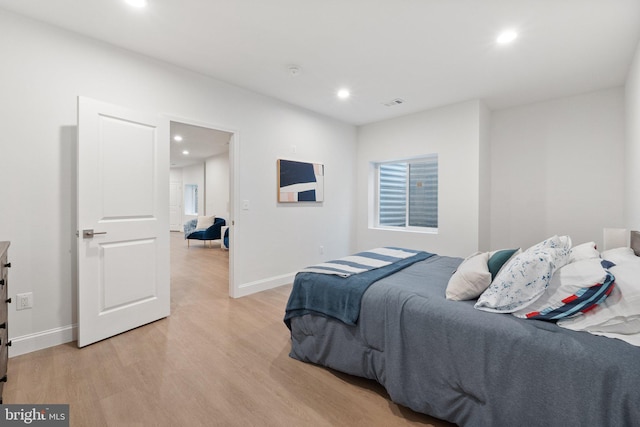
[288, 255, 640, 427]
[284, 250, 433, 328]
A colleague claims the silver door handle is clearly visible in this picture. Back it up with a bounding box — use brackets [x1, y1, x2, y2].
[82, 229, 107, 238]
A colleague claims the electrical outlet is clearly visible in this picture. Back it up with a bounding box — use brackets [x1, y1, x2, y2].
[319, 245, 324, 255]
[16, 292, 33, 310]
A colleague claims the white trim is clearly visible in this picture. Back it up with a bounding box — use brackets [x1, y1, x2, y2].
[371, 225, 438, 234]
[233, 273, 295, 298]
[9, 325, 77, 357]
[229, 132, 239, 298]
[162, 113, 239, 300]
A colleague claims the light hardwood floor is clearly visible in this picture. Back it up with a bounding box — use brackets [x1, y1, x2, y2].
[4, 233, 455, 426]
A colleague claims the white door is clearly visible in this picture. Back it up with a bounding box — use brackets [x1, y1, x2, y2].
[169, 181, 182, 231]
[77, 97, 170, 348]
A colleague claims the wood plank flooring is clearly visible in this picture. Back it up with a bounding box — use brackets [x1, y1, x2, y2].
[4, 233, 455, 426]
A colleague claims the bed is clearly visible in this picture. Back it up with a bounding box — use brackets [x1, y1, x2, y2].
[285, 237, 640, 427]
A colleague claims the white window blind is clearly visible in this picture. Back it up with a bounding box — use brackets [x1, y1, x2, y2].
[184, 184, 198, 215]
[377, 155, 438, 229]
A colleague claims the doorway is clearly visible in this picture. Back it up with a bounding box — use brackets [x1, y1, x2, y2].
[169, 120, 234, 295]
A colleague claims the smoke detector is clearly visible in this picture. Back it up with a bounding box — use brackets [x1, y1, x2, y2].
[288, 65, 301, 76]
[383, 98, 405, 107]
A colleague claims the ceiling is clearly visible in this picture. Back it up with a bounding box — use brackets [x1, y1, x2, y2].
[1, 0, 639, 125]
[170, 122, 230, 168]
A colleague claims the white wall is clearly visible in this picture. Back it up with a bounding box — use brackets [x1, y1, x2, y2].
[356, 89, 625, 258]
[170, 156, 229, 229]
[490, 88, 626, 250]
[357, 100, 486, 257]
[0, 9, 356, 355]
[169, 169, 183, 183]
[169, 168, 183, 231]
[626, 41, 640, 231]
[205, 153, 230, 220]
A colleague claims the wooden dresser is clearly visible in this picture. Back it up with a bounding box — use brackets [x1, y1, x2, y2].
[0, 241, 10, 403]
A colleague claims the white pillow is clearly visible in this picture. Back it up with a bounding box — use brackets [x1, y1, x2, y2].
[600, 247, 637, 265]
[195, 215, 215, 230]
[569, 241, 600, 263]
[558, 258, 640, 339]
[511, 258, 611, 319]
[446, 252, 491, 301]
[475, 236, 572, 313]
[578, 330, 640, 347]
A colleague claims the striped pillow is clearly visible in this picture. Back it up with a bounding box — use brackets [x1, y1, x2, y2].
[512, 258, 615, 320]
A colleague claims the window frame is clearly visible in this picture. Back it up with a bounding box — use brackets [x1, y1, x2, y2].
[184, 184, 199, 216]
[373, 154, 438, 234]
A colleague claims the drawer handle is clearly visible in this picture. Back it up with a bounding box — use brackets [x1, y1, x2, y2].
[3, 263, 10, 268]
[5, 340, 11, 347]
[0, 280, 4, 286]
[0, 323, 4, 329]
[0, 375, 6, 383]
[5, 298, 10, 304]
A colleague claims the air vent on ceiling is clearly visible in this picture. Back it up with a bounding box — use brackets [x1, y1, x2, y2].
[383, 98, 405, 107]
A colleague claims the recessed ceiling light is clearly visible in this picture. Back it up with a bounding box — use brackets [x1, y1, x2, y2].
[496, 30, 518, 45]
[337, 89, 350, 99]
[182, 150, 189, 155]
[125, 0, 148, 8]
[174, 135, 183, 142]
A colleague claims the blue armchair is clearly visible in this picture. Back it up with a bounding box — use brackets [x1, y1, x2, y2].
[184, 217, 226, 247]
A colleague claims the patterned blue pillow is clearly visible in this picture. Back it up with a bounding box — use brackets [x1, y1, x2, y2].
[475, 236, 572, 313]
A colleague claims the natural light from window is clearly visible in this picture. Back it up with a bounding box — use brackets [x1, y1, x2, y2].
[374, 154, 438, 232]
[184, 184, 198, 215]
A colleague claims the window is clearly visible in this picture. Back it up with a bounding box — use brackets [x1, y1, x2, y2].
[184, 184, 198, 215]
[375, 154, 438, 230]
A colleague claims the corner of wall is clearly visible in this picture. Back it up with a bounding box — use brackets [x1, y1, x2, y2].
[478, 101, 492, 251]
[625, 40, 640, 231]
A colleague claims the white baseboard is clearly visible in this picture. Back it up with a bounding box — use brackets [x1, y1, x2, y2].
[9, 324, 77, 357]
[8, 274, 296, 355]
[233, 272, 295, 298]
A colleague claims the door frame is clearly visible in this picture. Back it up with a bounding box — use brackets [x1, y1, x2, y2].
[164, 114, 238, 298]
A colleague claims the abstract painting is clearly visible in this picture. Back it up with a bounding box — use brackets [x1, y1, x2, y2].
[277, 159, 324, 202]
